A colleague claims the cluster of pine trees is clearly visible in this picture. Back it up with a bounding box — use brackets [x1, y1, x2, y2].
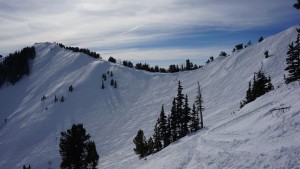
[285, 28, 300, 84]
[121, 59, 200, 73]
[56, 43, 101, 59]
[232, 37, 263, 53]
[0, 46, 36, 87]
[240, 70, 274, 108]
[135, 62, 167, 73]
[168, 60, 201, 73]
[101, 71, 117, 89]
[133, 81, 204, 159]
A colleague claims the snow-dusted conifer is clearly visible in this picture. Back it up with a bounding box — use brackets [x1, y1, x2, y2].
[285, 29, 300, 83]
[133, 130, 148, 159]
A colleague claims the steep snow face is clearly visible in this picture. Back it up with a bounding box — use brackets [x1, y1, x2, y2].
[0, 26, 300, 169]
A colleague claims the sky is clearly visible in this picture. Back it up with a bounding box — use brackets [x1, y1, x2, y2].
[0, 0, 299, 67]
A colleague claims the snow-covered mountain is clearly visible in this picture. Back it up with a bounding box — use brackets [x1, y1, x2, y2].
[1, 25, 300, 169]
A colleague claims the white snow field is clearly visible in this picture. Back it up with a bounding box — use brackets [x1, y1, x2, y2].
[1, 25, 300, 169]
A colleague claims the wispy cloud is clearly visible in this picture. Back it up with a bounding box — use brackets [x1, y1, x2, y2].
[0, 0, 299, 60]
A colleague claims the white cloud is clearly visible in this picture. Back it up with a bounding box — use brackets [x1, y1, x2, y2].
[0, 0, 299, 55]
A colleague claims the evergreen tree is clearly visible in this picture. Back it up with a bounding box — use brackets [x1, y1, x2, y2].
[176, 81, 184, 137]
[153, 122, 163, 153]
[102, 74, 106, 81]
[158, 105, 169, 147]
[23, 165, 31, 169]
[195, 82, 204, 129]
[101, 80, 105, 89]
[69, 85, 74, 92]
[258, 36, 264, 42]
[59, 124, 99, 169]
[147, 137, 154, 155]
[165, 115, 172, 147]
[114, 80, 117, 88]
[285, 29, 300, 84]
[133, 130, 148, 159]
[189, 104, 200, 132]
[55, 95, 58, 102]
[111, 79, 114, 86]
[170, 98, 179, 142]
[110, 71, 113, 77]
[235, 44, 243, 50]
[186, 59, 191, 70]
[219, 51, 227, 57]
[61, 96, 64, 102]
[0, 46, 36, 87]
[180, 95, 191, 137]
[245, 81, 253, 103]
[108, 56, 116, 63]
[86, 141, 99, 169]
[264, 50, 270, 58]
[241, 70, 274, 107]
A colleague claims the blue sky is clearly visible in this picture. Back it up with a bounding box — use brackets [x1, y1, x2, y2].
[0, 0, 299, 67]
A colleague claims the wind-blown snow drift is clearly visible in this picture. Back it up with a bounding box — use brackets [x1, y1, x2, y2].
[0, 26, 300, 169]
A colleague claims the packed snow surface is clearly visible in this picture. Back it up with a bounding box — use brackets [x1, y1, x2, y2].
[1, 26, 300, 169]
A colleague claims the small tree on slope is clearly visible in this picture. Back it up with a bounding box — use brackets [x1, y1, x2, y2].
[133, 130, 148, 159]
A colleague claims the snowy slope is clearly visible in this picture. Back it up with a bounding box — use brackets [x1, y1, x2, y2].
[0, 26, 300, 169]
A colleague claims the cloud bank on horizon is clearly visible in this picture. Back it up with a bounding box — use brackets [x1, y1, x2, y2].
[0, 0, 299, 65]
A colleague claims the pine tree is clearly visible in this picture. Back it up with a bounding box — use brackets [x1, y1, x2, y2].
[153, 123, 162, 153]
[101, 80, 105, 89]
[195, 82, 204, 129]
[189, 104, 200, 132]
[158, 105, 169, 148]
[258, 36, 264, 42]
[59, 124, 99, 169]
[114, 80, 117, 88]
[133, 130, 148, 159]
[170, 98, 179, 142]
[111, 79, 114, 86]
[102, 74, 106, 81]
[180, 95, 191, 137]
[108, 56, 116, 63]
[55, 95, 58, 102]
[186, 59, 191, 70]
[264, 50, 270, 58]
[285, 29, 300, 83]
[176, 81, 184, 137]
[147, 137, 154, 155]
[245, 81, 253, 103]
[60, 96, 64, 102]
[69, 85, 73, 92]
[86, 141, 99, 169]
[165, 115, 171, 147]
[241, 70, 274, 107]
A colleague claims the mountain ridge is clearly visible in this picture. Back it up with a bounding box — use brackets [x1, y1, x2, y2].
[0, 25, 300, 169]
